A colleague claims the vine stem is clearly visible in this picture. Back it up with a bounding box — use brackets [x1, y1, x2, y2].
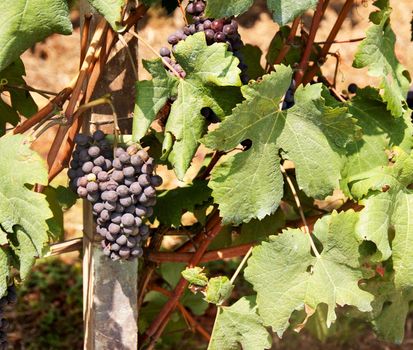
[280, 164, 320, 257]
[128, 29, 183, 79]
[303, 0, 354, 84]
[270, 16, 301, 68]
[150, 285, 210, 341]
[315, 36, 365, 45]
[177, 0, 189, 26]
[142, 213, 222, 348]
[294, 0, 325, 86]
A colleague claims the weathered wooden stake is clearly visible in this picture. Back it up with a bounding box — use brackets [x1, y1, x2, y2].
[80, 3, 139, 349]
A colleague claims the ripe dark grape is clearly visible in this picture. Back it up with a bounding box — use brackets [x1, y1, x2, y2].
[348, 83, 358, 94]
[159, 47, 171, 57]
[68, 131, 161, 260]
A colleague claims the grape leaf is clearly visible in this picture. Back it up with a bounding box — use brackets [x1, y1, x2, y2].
[204, 276, 233, 305]
[152, 180, 212, 227]
[181, 267, 208, 287]
[244, 210, 373, 336]
[0, 135, 53, 283]
[0, 0, 72, 72]
[205, 0, 317, 26]
[133, 59, 178, 141]
[208, 296, 272, 350]
[133, 33, 242, 179]
[87, 0, 124, 30]
[202, 66, 360, 224]
[353, 0, 410, 117]
[0, 59, 37, 119]
[341, 88, 413, 197]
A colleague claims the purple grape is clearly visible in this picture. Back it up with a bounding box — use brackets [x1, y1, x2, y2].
[77, 187, 87, 198]
[104, 201, 117, 211]
[93, 130, 105, 141]
[204, 29, 215, 42]
[131, 155, 143, 167]
[75, 168, 84, 177]
[119, 247, 130, 258]
[124, 177, 135, 186]
[111, 212, 122, 224]
[79, 149, 91, 162]
[146, 197, 157, 207]
[122, 227, 134, 235]
[112, 170, 124, 183]
[126, 237, 137, 248]
[119, 152, 130, 164]
[115, 147, 125, 158]
[196, 23, 204, 32]
[124, 205, 136, 214]
[130, 182, 142, 195]
[135, 205, 147, 217]
[116, 185, 129, 197]
[223, 24, 235, 35]
[141, 163, 153, 174]
[214, 32, 226, 42]
[111, 243, 121, 251]
[105, 190, 118, 202]
[88, 146, 100, 157]
[106, 181, 118, 191]
[137, 150, 149, 162]
[119, 196, 133, 207]
[108, 223, 121, 235]
[150, 175, 163, 187]
[100, 209, 110, 221]
[87, 192, 99, 203]
[93, 202, 105, 214]
[203, 19, 212, 29]
[93, 156, 105, 167]
[81, 162, 94, 173]
[194, 1, 205, 12]
[168, 34, 179, 45]
[116, 235, 128, 245]
[144, 186, 156, 198]
[211, 19, 224, 32]
[123, 166, 135, 177]
[121, 213, 135, 227]
[138, 174, 151, 187]
[135, 217, 142, 227]
[86, 181, 98, 193]
[186, 2, 195, 14]
[112, 158, 122, 170]
[189, 24, 196, 34]
[98, 171, 109, 182]
[131, 247, 143, 257]
[115, 203, 124, 213]
[92, 166, 102, 175]
[160, 47, 171, 57]
[74, 134, 90, 146]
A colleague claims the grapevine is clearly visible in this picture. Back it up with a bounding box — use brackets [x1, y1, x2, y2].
[0, 0, 413, 349]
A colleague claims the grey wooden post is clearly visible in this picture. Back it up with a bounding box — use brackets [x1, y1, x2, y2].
[79, 3, 139, 349]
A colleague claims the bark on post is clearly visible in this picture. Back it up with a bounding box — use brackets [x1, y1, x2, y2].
[79, 3, 139, 349]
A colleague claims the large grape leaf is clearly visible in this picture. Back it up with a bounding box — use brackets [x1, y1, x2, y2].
[88, 0, 124, 30]
[341, 88, 413, 197]
[346, 149, 413, 263]
[353, 0, 410, 117]
[0, 0, 72, 72]
[0, 135, 53, 284]
[0, 59, 38, 135]
[208, 296, 272, 350]
[244, 210, 373, 337]
[152, 180, 212, 227]
[133, 33, 242, 179]
[202, 65, 360, 224]
[133, 59, 178, 141]
[205, 0, 317, 26]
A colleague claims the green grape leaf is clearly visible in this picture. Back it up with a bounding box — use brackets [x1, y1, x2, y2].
[133, 59, 179, 141]
[134, 33, 242, 179]
[0, 250, 9, 297]
[341, 88, 413, 197]
[153, 180, 212, 227]
[181, 267, 209, 287]
[0, 59, 37, 119]
[164, 33, 242, 179]
[208, 296, 272, 350]
[0, 99, 19, 135]
[266, 26, 304, 67]
[205, 0, 317, 26]
[203, 66, 360, 224]
[234, 209, 285, 245]
[0, 0, 72, 72]
[353, 1, 410, 117]
[239, 44, 265, 81]
[0, 135, 53, 283]
[366, 274, 413, 344]
[204, 276, 233, 305]
[244, 210, 373, 336]
[87, 0, 125, 30]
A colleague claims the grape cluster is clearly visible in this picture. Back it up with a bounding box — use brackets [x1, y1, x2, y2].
[68, 131, 162, 261]
[159, 0, 248, 84]
[282, 80, 296, 110]
[0, 284, 17, 350]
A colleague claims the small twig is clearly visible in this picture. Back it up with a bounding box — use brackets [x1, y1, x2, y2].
[314, 37, 365, 45]
[294, 0, 325, 86]
[5, 84, 58, 97]
[177, 0, 189, 26]
[229, 246, 253, 284]
[128, 29, 182, 80]
[117, 34, 138, 80]
[280, 164, 320, 257]
[198, 151, 224, 180]
[303, 0, 355, 84]
[270, 17, 301, 69]
[80, 14, 93, 68]
[150, 285, 210, 341]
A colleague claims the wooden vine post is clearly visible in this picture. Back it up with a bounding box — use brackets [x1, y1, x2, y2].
[79, 2, 139, 349]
